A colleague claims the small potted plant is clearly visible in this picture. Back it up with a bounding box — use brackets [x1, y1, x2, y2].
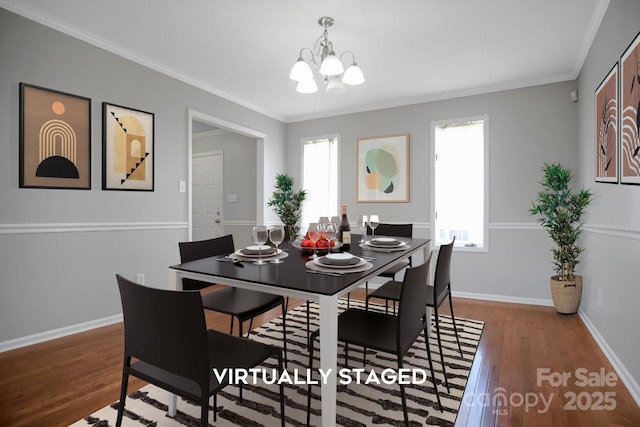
[267, 174, 307, 241]
[529, 163, 592, 314]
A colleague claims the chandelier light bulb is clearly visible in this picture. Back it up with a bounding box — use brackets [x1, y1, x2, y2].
[342, 63, 365, 85]
[289, 58, 313, 82]
[319, 51, 344, 76]
[326, 76, 346, 94]
[296, 78, 318, 94]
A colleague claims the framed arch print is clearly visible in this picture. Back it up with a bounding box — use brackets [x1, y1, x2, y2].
[620, 30, 640, 185]
[594, 64, 618, 183]
[19, 83, 91, 189]
[102, 102, 154, 191]
[357, 133, 410, 202]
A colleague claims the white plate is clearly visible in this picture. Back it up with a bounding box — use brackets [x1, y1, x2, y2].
[313, 257, 366, 269]
[306, 260, 373, 274]
[235, 248, 280, 258]
[360, 242, 411, 252]
[370, 237, 402, 246]
[246, 245, 271, 251]
[322, 252, 357, 265]
[365, 239, 406, 248]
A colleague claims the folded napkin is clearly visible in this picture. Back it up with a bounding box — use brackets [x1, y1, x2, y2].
[318, 255, 360, 266]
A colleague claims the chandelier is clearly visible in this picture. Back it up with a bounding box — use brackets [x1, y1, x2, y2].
[289, 17, 365, 94]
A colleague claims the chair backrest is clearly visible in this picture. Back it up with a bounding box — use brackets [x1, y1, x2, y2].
[116, 274, 209, 384]
[367, 223, 413, 238]
[178, 234, 235, 290]
[179, 234, 235, 262]
[434, 237, 455, 297]
[396, 253, 432, 354]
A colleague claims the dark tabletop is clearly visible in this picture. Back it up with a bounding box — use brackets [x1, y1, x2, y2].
[170, 235, 431, 297]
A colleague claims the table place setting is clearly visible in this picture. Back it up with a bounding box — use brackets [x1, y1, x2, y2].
[305, 252, 373, 275]
[217, 224, 289, 265]
[360, 236, 412, 252]
[227, 245, 289, 263]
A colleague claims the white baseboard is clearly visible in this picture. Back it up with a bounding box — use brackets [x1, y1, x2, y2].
[452, 290, 554, 307]
[578, 310, 640, 408]
[0, 314, 123, 353]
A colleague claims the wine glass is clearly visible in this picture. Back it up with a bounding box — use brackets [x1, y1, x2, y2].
[369, 215, 380, 238]
[251, 225, 269, 265]
[330, 216, 340, 229]
[325, 222, 337, 252]
[357, 214, 368, 242]
[269, 225, 285, 263]
[318, 216, 330, 228]
[307, 223, 321, 259]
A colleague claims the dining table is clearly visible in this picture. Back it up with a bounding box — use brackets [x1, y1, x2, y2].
[167, 234, 431, 427]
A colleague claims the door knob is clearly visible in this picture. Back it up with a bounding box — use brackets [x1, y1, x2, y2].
[215, 219, 221, 224]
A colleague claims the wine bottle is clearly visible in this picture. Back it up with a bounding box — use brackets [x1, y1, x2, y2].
[339, 204, 351, 249]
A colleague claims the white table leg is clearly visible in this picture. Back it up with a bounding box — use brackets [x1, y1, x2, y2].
[424, 244, 432, 339]
[168, 268, 179, 291]
[168, 391, 177, 416]
[318, 295, 339, 427]
[167, 268, 180, 416]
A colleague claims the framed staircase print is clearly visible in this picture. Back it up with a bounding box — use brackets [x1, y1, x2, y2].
[102, 102, 154, 191]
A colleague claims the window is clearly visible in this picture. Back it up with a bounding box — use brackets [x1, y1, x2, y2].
[301, 135, 339, 229]
[432, 116, 488, 250]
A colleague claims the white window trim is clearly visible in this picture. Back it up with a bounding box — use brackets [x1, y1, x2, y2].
[430, 115, 489, 252]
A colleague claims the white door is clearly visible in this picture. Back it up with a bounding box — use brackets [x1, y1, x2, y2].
[192, 151, 224, 240]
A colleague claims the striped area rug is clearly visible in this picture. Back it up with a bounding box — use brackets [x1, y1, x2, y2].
[70, 299, 483, 427]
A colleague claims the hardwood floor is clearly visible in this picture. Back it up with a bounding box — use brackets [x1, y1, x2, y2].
[0, 288, 638, 426]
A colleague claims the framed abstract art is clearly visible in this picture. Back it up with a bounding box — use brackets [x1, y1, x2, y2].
[594, 64, 618, 183]
[620, 31, 640, 185]
[102, 102, 154, 191]
[357, 133, 410, 202]
[19, 83, 91, 189]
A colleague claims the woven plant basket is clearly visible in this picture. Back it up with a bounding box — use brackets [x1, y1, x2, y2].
[550, 275, 583, 314]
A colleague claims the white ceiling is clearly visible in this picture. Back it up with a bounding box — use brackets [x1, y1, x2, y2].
[3, 0, 609, 123]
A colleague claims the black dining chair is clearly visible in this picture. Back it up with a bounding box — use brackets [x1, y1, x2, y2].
[367, 237, 462, 392]
[349, 222, 413, 310]
[306, 256, 442, 426]
[114, 274, 285, 427]
[368, 223, 414, 279]
[178, 235, 287, 365]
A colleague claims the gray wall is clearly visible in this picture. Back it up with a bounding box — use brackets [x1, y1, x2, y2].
[0, 9, 286, 344]
[577, 0, 640, 401]
[286, 80, 580, 302]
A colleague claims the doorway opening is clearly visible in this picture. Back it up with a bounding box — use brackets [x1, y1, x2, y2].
[188, 109, 266, 243]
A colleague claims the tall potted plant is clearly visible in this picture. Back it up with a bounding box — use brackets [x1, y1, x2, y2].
[529, 163, 592, 314]
[267, 174, 307, 241]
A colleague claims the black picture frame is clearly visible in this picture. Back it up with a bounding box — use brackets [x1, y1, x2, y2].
[19, 83, 91, 189]
[102, 102, 155, 191]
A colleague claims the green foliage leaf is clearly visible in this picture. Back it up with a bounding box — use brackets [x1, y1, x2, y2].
[529, 163, 592, 280]
[267, 174, 307, 239]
